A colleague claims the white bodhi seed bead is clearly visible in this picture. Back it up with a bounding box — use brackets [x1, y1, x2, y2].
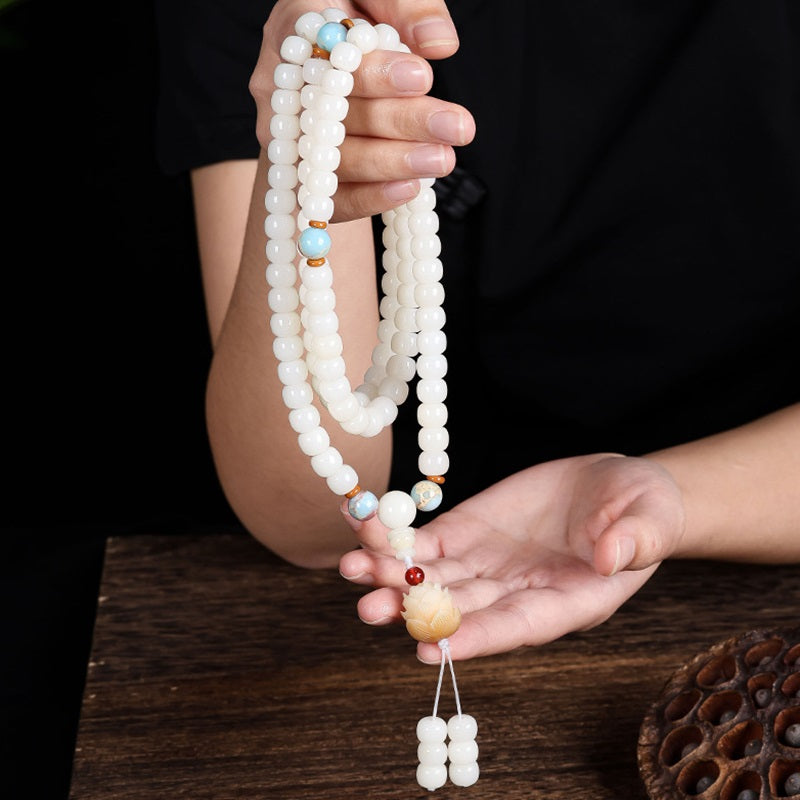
[448, 739, 479, 764]
[346, 22, 378, 52]
[277, 359, 308, 386]
[321, 68, 354, 96]
[267, 163, 298, 190]
[274, 63, 303, 91]
[419, 450, 449, 476]
[298, 426, 330, 456]
[417, 716, 447, 743]
[374, 22, 401, 50]
[281, 383, 313, 409]
[294, 11, 325, 41]
[449, 762, 480, 788]
[417, 741, 447, 765]
[272, 335, 304, 362]
[416, 378, 447, 405]
[330, 41, 362, 72]
[288, 406, 320, 434]
[268, 286, 298, 313]
[321, 6, 346, 22]
[280, 34, 312, 65]
[418, 426, 449, 452]
[417, 764, 447, 793]
[310, 447, 342, 478]
[447, 714, 478, 741]
[418, 402, 448, 427]
[326, 464, 358, 495]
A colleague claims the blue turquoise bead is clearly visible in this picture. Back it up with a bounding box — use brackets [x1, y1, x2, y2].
[411, 480, 443, 512]
[316, 21, 347, 52]
[298, 226, 331, 259]
[348, 489, 379, 521]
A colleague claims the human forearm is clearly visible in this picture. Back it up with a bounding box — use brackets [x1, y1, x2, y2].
[648, 403, 800, 563]
[206, 151, 392, 568]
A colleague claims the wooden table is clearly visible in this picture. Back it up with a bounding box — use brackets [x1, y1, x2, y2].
[69, 532, 800, 799]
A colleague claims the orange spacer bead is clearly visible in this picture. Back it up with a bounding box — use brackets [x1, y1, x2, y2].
[341, 18, 355, 29]
[306, 257, 326, 267]
[345, 485, 361, 499]
[426, 475, 445, 484]
[311, 44, 330, 59]
[309, 220, 327, 229]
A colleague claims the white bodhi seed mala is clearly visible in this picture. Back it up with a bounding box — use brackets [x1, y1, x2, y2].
[265, 8, 479, 792]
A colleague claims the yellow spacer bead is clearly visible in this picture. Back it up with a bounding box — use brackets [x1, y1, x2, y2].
[311, 44, 330, 59]
[306, 257, 326, 267]
[345, 484, 361, 499]
[426, 475, 445, 484]
[341, 18, 355, 29]
[309, 220, 327, 229]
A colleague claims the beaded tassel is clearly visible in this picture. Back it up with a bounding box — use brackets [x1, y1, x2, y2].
[266, 7, 478, 790]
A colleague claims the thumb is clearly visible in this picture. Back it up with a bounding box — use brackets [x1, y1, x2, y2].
[355, 0, 459, 59]
[592, 511, 679, 577]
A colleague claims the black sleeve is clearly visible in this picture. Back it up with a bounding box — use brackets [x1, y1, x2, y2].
[153, 0, 276, 175]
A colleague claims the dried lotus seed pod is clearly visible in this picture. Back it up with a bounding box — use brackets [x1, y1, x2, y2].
[638, 626, 800, 800]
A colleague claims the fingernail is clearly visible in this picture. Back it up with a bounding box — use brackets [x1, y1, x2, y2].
[361, 615, 389, 626]
[413, 17, 458, 51]
[416, 652, 440, 665]
[407, 144, 446, 176]
[428, 110, 467, 145]
[339, 499, 361, 531]
[611, 536, 636, 575]
[384, 179, 420, 202]
[390, 59, 430, 92]
[339, 569, 365, 581]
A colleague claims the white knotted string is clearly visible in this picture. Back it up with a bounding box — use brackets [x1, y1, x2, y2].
[431, 638, 463, 719]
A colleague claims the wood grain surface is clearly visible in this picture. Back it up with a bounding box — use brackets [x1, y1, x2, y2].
[69, 533, 800, 800]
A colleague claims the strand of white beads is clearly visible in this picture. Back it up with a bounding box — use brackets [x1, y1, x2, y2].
[266, 8, 477, 790]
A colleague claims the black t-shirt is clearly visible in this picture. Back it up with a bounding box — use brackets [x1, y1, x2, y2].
[155, 0, 800, 508]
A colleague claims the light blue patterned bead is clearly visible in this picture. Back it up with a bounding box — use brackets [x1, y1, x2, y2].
[411, 480, 443, 512]
[316, 21, 347, 52]
[348, 489, 379, 521]
[298, 226, 331, 259]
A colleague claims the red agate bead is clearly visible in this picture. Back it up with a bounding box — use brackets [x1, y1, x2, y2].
[405, 566, 425, 585]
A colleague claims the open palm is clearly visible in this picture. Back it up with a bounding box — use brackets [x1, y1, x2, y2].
[339, 454, 685, 661]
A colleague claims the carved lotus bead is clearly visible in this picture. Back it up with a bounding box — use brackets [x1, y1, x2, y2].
[401, 582, 461, 643]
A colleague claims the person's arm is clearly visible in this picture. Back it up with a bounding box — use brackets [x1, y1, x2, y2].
[190, 160, 258, 346]
[338, 403, 800, 661]
[199, 1, 474, 567]
[206, 154, 390, 568]
[649, 402, 800, 564]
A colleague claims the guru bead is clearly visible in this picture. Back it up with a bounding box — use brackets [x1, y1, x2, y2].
[377, 490, 417, 529]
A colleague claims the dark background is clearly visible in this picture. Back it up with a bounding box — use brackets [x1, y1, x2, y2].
[1, 1, 240, 796]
